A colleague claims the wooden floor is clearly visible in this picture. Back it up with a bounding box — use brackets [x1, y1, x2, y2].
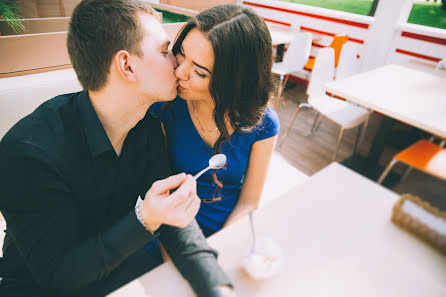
[274, 83, 446, 211]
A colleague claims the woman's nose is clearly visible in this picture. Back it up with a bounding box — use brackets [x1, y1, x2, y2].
[175, 60, 189, 81]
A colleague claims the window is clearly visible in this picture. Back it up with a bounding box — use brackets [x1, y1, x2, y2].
[154, 9, 190, 23]
[277, 0, 446, 29]
[277, 0, 379, 16]
[407, 1, 446, 30]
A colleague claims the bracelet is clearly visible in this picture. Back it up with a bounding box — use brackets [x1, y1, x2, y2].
[135, 197, 157, 235]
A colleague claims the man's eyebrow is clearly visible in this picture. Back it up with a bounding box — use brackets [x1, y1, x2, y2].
[181, 45, 212, 75]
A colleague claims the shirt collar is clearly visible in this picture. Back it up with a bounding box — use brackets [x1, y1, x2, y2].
[77, 91, 151, 158]
[76, 90, 114, 158]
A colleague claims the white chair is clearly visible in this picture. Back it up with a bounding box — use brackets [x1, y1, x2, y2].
[272, 32, 312, 100]
[279, 47, 370, 160]
[0, 69, 82, 139]
[436, 58, 446, 71]
[335, 42, 360, 80]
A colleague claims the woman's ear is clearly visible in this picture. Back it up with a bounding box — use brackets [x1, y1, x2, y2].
[114, 50, 137, 82]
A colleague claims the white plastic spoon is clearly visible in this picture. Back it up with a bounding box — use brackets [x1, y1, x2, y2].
[193, 154, 227, 180]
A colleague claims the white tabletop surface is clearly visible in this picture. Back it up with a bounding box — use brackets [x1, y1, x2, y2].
[268, 26, 295, 46]
[325, 64, 446, 138]
[268, 25, 322, 46]
[109, 163, 446, 297]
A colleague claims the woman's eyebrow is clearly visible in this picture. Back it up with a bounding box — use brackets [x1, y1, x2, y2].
[181, 45, 212, 75]
[193, 62, 212, 75]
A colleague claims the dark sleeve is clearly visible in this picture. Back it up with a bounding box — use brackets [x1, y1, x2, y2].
[143, 118, 232, 297]
[0, 141, 155, 292]
[158, 221, 233, 297]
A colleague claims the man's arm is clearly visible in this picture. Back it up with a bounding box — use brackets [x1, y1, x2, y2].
[0, 141, 155, 292]
[157, 221, 233, 297]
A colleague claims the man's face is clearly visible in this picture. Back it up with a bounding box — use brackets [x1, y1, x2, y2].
[134, 13, 177, 102]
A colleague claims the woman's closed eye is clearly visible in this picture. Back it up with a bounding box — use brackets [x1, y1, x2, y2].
[195, 70, 207, 78]
[178, 47, 209, 78]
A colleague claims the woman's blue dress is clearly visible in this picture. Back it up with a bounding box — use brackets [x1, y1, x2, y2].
[145, 97, 279, 256]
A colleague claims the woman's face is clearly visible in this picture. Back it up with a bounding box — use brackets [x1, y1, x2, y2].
[175, 28, 214, 103]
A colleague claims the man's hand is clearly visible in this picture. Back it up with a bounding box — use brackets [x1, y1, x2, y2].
[141, 173, 201, 232]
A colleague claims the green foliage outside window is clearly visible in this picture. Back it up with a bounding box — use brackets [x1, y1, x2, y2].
[278, 0, 446, 30]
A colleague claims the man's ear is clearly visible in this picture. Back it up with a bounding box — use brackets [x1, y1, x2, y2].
[114, 50, 137, 82]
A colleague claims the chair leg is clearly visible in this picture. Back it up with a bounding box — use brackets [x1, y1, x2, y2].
[277, 75, 289, 102]
[401, 165, 413, 182]
[279, 103, 311, 147]
[354, 125, 361, 154]
[276, 75, 284, 103]
[283, 75, 289, 91]
[310, 113, 322, 135]
[377, 159, 397, 184]
[311, 112, 321, 134]
[333, 127, 345, 161]
[360, 116, 369, 144]
[354, 116, 370, 154]
[315, 116, 323, 133]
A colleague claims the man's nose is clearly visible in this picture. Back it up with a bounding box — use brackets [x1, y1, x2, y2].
[167, 52, 178, 69]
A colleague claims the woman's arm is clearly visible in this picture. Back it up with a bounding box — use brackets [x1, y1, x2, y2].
[223, 135, 277, 227]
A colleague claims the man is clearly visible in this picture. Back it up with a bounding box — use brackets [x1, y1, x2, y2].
[0, 0, 234, 296]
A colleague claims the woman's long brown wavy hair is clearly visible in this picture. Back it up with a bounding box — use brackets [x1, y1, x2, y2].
[169, 4, 274, 187]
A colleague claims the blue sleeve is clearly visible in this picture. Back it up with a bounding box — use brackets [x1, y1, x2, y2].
[255, 106, 280, 141]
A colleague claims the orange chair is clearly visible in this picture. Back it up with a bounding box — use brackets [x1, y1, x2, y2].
[304, 35, 349, 71]
[378, 139, 446, 184]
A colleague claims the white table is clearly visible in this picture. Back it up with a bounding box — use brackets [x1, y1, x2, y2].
[325, 64, 446, 139]
[269, 27, 295, 46]
[325, 64, 446, 179]
[268, 25, 296, 63]
[268, 25, 323, 46]
[268, 25, 322, 63]
[108, 163, 446, 297]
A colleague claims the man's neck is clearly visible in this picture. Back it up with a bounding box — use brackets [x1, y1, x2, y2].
[88, 85, 155, 156]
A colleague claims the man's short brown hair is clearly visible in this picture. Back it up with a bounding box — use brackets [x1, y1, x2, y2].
[67, 0, 158, 91]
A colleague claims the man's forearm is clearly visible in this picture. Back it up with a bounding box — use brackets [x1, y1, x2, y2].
[158, 220, 232, 297]
[12, 210, 155, 292]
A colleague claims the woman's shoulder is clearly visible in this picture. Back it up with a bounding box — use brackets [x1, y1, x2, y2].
[263, 106, 279, 128]
[151, 96, 186, 111]
[252, 105, 280, 141]
[149, 97, 187, 123]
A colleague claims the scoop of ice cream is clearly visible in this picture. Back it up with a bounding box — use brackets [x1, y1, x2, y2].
[242, 237, 283, 280]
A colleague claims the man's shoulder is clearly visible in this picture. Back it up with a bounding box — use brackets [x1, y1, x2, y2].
[1, 92, 82, 154]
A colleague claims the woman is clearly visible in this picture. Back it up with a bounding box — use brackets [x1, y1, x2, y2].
[151, 4, 279, 237]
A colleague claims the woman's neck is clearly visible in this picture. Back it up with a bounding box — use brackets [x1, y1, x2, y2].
[193, 99, 214, 117]
[191, 99, 217, 132]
